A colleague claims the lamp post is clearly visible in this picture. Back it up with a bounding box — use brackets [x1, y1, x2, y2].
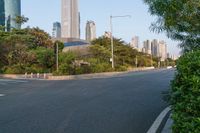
[56, 42, 59, 72]
[110, 15, 131, 69]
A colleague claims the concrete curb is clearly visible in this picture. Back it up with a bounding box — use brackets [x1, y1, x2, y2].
[0, 67, 155, 80]
[147, 107, 171, 133]
[161, 114, 173, 133]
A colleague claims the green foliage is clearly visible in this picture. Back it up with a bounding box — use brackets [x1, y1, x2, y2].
[144, 0, 200, 52]
[3, 64, 25, 74]
[171, 50, 200, 133]
[90, 36, 150, 68]
[0, 27, 56, 74]
[89, 44, 111, 62]
[14, 15, 29, 25]
[54, 40, 64, 52]
[54, 52, 76, 75]
[87, 58, 113, 73]
[28, 27, 54, 48]
[31, 47, 55, 70]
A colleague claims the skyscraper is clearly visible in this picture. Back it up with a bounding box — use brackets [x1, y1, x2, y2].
[130, 36, 139, 49]
[151, 39, 159, 57]
[143, 40, 151, 54]
[61, 0, 80, 39]
[85, 21, 96, 42]
[158, 40, 167, 61]
[0, 0, 21, 31]
[52, 22, 61, 38]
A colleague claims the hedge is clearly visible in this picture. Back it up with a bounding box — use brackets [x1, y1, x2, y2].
[171, 50, 200, 133]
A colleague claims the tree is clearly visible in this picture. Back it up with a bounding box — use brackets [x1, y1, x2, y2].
[90, 36, 150, 68]
[89, 44, 111, 62]
[28, 27, 54, 48]
[14, 15, 29, 26]
[56, 52, 76, 75]
[32, 47, 55, 70]
[144, 0, 200, 52]
[54, 40, 64, 53]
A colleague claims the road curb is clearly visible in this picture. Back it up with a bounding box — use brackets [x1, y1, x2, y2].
[0, 67, 156, 80]
[161, 114, 173, 133]
[147, 106, 171, 133]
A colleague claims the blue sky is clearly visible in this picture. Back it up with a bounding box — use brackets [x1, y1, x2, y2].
[22, 0, 180, 56]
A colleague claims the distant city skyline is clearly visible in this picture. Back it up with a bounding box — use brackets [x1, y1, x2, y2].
[21, 0, 180, 56]
[141, 39, 168, 61]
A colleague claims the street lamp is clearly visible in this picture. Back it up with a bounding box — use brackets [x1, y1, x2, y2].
[56, 42, 59, 72]
[110, 15, 131, 69]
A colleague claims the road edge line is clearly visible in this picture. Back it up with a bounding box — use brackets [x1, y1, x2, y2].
[146, 106, 171, 133]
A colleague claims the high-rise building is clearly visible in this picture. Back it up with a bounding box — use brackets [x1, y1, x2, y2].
[52, 22, 61, 38]
[151, 39, 159, 57]
[130, 36, 139, 49]
[158, 40, 167, 61]
[61, 0, 80, 39]
[85, 21, 96, 42]
[143, 40, 151, 54]
[151, 39, 167, 61]
[104, 31, 111, 38]
[0, 0, 21, 31]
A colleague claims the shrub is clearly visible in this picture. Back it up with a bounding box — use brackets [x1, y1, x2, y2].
[171, 50, 200, 133]
[115, 65, 127, 72]
[3, 65, 25, 74]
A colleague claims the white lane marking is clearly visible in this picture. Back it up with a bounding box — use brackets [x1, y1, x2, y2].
[147, 106, 171, 133]
[0, 94, 5, 97]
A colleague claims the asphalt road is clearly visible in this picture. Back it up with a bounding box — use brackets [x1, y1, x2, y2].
[0, 69, 174, 133]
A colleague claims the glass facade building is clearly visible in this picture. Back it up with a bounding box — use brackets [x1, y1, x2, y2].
[52, 22, 61, 38]
[0, 0, 21, 31]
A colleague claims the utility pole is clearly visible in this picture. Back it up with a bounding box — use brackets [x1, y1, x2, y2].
[135, 55, 138, 68]
[110, 16, 114, 69]
[56, 42, 59, 72]
[110, 15, 131, 69]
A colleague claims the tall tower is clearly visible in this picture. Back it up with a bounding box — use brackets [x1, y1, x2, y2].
[143, 40, 151, 55]
[158, 40, 167, 61]
[151, 39, 159, 57]
[0, 0, 21, 31]
[52, 22, 61, 38]
[61, 0, 80, 39]
[130, 36, 139, 49]
[85, 21, 96, 42]
[0, 0, 5, 27]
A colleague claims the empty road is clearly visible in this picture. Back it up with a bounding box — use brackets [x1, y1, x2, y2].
[0, 69, 174, 133]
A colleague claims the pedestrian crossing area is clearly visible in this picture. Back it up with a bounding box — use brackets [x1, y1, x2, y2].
[0, 79, 28, 86]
